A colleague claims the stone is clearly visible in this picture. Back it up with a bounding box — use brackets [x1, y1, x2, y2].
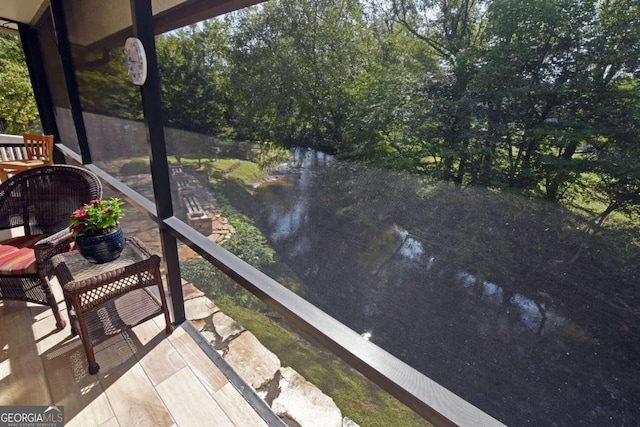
[208, 233, 222, 242]
[199, 329, 217, 345]
[190, 318, 206, 332]
[224, 332, 280, 390]
[270, 367, 342, 427]
[182, 281, 204, 301]
[184, 296, 218, 321]
[212, 311, 245, 344]
[343, 417, 361, 427]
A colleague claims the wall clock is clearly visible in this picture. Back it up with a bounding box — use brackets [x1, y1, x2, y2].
[124, 37, 147, 86]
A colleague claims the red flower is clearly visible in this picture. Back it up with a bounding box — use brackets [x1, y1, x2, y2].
[72, 207, 89, 220]
[71, 224, 86, 234]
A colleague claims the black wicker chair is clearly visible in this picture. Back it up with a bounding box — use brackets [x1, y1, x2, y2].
[0, 165, 102, 329]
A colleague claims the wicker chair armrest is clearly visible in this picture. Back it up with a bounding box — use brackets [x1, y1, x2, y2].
[34, 229, 74, 270]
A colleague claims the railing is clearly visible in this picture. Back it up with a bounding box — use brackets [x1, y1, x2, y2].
[0, 137, 505, 427]
[0, 134, 28, 162]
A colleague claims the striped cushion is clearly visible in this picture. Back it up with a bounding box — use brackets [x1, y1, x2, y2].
[0, 235, 49, 275]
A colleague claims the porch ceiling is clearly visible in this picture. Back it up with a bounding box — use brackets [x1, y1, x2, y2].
[0, 0, 266, 38]
[0, 0, 47, 32]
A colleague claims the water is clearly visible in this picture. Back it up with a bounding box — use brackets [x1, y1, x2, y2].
[246, 148, 640, 426]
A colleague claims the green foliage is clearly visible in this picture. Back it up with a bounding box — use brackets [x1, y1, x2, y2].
[182, 257, 260, 309]
[252, 141, 290, 171]
[181, 191, 275, 308]
[228, 0, 370, 152]
[224, 217, 276, 268]
[219, 200, 276, 268]
[74, 45, 142, 120]
[156, 21, 231, 135]
[4, 0, 637, 221]
[0, 33, 39, 134]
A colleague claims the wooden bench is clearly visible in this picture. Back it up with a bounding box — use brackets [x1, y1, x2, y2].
[184, 196, 204, 214]
[176, 180, 197, 207]
[184, 196, 212, 235]
[171, 165, 189, 181]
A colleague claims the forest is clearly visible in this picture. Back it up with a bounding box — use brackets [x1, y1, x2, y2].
[155, 0, 640, 225]
[2, 0, 639, 224]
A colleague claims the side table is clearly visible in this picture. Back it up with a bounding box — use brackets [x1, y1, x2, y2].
[52, 237, 173, 374]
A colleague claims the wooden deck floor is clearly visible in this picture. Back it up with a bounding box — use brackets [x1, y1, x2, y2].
[0, 284, 272, 427]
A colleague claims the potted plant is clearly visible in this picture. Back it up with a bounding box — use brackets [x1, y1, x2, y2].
[69, 198, 125, 263]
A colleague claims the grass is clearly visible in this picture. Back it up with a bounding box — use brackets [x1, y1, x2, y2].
[217, 297, 432, 427]
[207, 158, 264, 185]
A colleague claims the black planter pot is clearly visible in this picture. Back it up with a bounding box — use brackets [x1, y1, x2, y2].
[75, 225, 125, 264]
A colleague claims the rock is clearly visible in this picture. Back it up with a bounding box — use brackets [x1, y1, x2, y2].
[184, 296, 218, 321]
[190, 318, 206, 332]
[224, 332, 281, 390]
[199, 329, 217, 345]
[182, 281, 204, 301]
[208, 233, 222, 242]
[212, 311, 245, 344]
[343, 417, 361, 427]
[270, 367, 342, 427]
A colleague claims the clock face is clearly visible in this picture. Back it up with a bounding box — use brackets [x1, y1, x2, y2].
[125, 37, 147, 86]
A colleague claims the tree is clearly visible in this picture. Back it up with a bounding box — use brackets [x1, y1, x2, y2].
[340, 6, 442, 173]
[156, 21, 232, 135]
[479, 0, 600, 197]
[74, 45, 142, 120]
[391, 0, 488, 185]
[0, 33, 39, 134]
[460, 0, 640, 209]
[588, 77, 640, 224]
[581, 0, 640, 222]
[228, 0, 370, 152]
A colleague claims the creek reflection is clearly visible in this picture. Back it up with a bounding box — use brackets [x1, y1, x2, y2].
[248, 148, 639, 426]
[400, 229, 566, 338]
